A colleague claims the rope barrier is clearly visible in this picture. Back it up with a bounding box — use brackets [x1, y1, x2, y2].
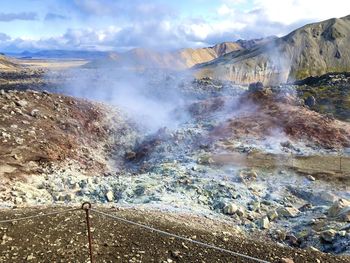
[0, 207, 80, 223]
[91, 208, 271, 263]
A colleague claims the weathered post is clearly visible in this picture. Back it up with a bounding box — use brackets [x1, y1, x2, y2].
[82, 202, 94, 263]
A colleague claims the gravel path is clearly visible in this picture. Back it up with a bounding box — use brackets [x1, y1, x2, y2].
[1, 206, 349, 263]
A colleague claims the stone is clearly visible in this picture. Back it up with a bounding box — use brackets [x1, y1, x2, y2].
[26, 254, 35, 261]
[223, 203, 238, 215]
[30, 109, 40, 117]
[258, 216, 270, 229]
[15, 100, 28, 107]
[340, 224, 350, 231]
[321, 229, 337, 242]
[14, 197, 23, 205]
[106, 191, 114, 202]
[308, 246, 319, 252]
[236, 207, 246, 217]
[14, 137, 24, 145]
[267, 210, 279, 221]
[65, 193, 74, 202]
[197, 154, 213, 165]
[239, 169, 258, 182]
[280, 258, 294, 263]
[306, 175, 315, 181]
[328, 199, 350, 222]
[249, 201, 261, 212]
[277, 207, 299, 218]
[338, 230, 346, 237]
[275, 230, 287, 241]
[171, 250, 181, 259]
[304, 96, 316, 107]
[248, 82, 264, 92]
[286, 234, 298, 245]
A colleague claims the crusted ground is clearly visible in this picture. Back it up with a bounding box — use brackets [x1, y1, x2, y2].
[188, 89, 350, 150]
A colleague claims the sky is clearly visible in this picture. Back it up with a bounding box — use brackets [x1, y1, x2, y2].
[0, 0, 349, 52]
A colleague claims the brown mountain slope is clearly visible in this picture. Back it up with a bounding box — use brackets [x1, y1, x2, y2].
[0, 55, 19, 70]
[194, 15, 350, 85]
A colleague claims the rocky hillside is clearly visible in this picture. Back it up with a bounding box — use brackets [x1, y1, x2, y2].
[0, 89, 137, 203]
[295, 72, 350, 121]
[0, 55, 19, 70]
[194, 15, 350, 85]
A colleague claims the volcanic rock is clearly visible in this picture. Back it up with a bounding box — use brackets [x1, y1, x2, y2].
[258, 216, 270, 229]
[276, 207, 300, 218]
[321, 229, 337, 242]
[223, 203, 238, 215]
[328, 199, 350, 221]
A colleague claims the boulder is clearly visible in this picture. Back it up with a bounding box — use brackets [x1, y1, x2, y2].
[321, 229, 337, 242]
[30, 109, 40, 117]
[258, 216, 270, 229]
[277, 207, 299, 218]
[223, 203, 238, 215]
[15, 99, 28, 107]
[248, 82, 264, 92]
[304, 96, 316, 107]
[328, 199, 350, 222]
[267, 210, 279, 221]
[236, 206, 246, 217]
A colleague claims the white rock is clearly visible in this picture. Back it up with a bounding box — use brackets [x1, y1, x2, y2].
[328, 199, 350, 222]
[258, 216, 270, 229]
[277, 206, 299, 218]
[106, 191, 114, 202]
[223, 203, 238, 215]
[306, 175, 315, 181]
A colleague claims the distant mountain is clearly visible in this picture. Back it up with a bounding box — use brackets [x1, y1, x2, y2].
[194, 15, 350, 85]
[8, 50, 108, 60]
[86, 42, 251, 69]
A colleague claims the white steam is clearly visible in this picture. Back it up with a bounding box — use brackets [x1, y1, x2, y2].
[53, 68, 190, 132]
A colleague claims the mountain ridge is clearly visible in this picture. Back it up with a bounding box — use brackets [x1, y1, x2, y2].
[85, 38, 273, 69]
[194, 15, 350, 85]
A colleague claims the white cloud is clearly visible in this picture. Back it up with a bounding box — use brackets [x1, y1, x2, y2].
[0, 0, 350, 52]
[217, 4, 234, 16]
[253, 0, 350, 25]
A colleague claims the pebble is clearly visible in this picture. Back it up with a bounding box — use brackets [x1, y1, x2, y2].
[280, 258, 294, 263]
[306, 175, 315, 181]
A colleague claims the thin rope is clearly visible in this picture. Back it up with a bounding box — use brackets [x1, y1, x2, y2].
[91, 209, 270, 263]
[0, 207, 80, 223]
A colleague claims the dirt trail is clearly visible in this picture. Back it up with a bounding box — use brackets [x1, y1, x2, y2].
[0, 206, 349, 263]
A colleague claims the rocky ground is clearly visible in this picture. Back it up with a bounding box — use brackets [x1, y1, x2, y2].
[294, 72, 350, 122]
[0, 89, 137, 204]
[1, 206, 350, 263]
[0, 70, 350, 262]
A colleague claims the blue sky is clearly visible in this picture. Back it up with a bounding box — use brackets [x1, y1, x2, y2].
[0, 0, 349, 52]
